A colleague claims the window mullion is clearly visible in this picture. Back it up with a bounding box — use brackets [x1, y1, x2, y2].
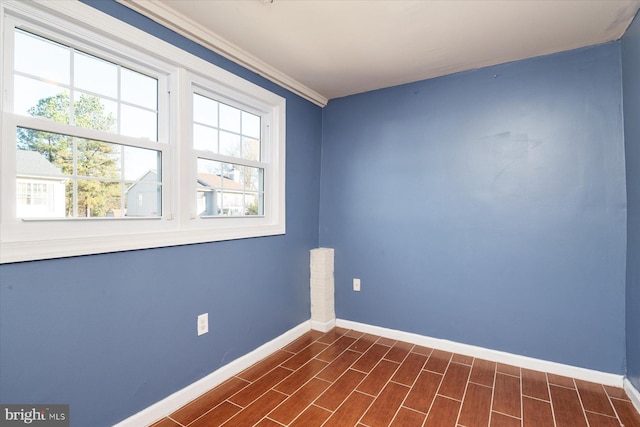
[72, 135, 77, 218]
[193, 150, 264, 170]
[69, 46, 75, 127]
[174, 67, 191, 223]
[11, 114, 163, 151]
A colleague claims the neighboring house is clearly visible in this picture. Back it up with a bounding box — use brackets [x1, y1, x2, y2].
[16, 150, 67, 218]
[125, 170, 161, 217]
[126, 170, 244, 217]
[196, 172, 245, 216]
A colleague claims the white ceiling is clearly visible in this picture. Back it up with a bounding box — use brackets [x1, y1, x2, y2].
[120, 0, 640, 106]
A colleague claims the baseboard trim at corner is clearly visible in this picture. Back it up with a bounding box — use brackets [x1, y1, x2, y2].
[113, 320, 311, 427]
[311, 318, 336, 332]
[336, 319, 624, 388]
[624, 378, 640, 414]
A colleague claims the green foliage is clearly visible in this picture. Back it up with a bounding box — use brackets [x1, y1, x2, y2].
[246, 202, 259, 216]
[17, 92, 120, 217]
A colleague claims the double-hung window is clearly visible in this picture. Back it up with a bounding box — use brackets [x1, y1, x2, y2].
[192, 90, 264, 218]
[11, 28, 166, 220]
[0, 1, 286, 263]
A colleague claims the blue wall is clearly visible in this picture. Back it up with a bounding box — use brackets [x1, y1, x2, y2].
[623, 12, 640, 392]
[0, 1, 322, 426]
[320, 43, 627, 374]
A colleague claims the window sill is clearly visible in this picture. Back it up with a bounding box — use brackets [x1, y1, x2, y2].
[0, 223, 285, 263]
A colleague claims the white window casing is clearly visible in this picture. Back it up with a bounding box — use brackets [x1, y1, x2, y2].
[0, 0, 286, 263]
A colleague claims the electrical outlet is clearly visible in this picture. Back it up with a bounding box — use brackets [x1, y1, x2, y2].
[197, 313, 209, 336]
[353, 278, 361, 292]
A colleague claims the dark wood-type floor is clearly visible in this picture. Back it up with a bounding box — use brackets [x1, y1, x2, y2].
[150, 328, 640, 427]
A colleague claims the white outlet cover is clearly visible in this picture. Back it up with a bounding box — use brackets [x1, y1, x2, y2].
[197, 313, 209, 336]
[353, 278, 361, 291]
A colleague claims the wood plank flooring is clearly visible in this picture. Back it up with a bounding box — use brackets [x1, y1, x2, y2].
[150, 328, 640, 427]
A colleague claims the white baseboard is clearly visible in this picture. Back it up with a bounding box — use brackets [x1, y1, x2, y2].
[311, 318, 336, 332]
[112, 320, 311, 427]
[624, 378, 640, 413]
[336, 319, 624, 388]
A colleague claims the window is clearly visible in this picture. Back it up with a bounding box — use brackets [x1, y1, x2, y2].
[192, 91, 264, 217]
[12, 28, 163, 220]
[17, 182, 48, 206]
[0, 1, 286, 263]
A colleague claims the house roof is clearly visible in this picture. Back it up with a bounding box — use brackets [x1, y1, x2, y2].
[197, 172, 244, 192]
[16, 150, 66, 179]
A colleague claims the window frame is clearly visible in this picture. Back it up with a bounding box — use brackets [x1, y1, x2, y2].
[0, 0, 286, 263]
[187, 75, 272, 221]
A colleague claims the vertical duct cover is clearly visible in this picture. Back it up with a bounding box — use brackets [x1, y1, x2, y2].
[310, 248, 335, 325]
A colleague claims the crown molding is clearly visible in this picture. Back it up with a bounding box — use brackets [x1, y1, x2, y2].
[115, 0, 328, 107]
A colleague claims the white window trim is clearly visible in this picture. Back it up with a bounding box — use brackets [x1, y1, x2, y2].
[0, 0, 286, 264]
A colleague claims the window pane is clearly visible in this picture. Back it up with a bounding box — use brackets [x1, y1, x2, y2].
[123, 146, 160, 181]
[125, 179, 161, 217]
[77, 139, 120, 179]
[16, 149, 67, 218]
[74, 51, 117, 98]
[193, 124, 218, 152]
[17, 128, 162, 219]
[197, 158, 222, 216]
[121, 68, 157, 109]
[242, 137, 260, 161]
[15, 30, 70, 85]
[76, 180, 120, 217]
[197, 158, 222, 176]
[192, 93, 261, 161]
[75, 92, 117, 132]
[121, 104, 157, 140]
[245, 193, 261, 216]
[196, 158, 263, 217]
[219, 103, 240, 132]
[245, 166, 262, 192]
[14, 29, 159, 142]
[193, 94, 218, 127]
[17, 129, 72, 174]
[16, 157, 66, 218]
[222, 192, 243, 216]
[14, 76, 70, 120]
[220, 131, 241, 157]
[242, 111, 260, 139]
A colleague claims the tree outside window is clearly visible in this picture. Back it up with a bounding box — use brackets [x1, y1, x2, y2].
[17, 93, 120, 217]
